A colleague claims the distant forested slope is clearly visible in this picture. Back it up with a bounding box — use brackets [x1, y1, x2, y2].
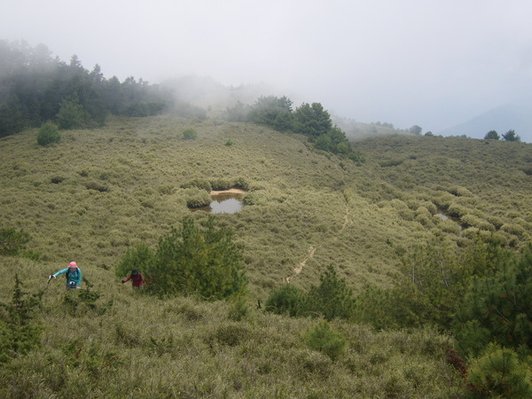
[0, 40, 172, 137]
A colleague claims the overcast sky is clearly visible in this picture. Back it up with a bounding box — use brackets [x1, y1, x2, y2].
[1, 0, 531, 133]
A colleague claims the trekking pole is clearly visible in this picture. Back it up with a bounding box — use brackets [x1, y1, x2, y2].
[44, 274, 55, 291]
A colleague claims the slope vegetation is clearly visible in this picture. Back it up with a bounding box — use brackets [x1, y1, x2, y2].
[0, 115, 530, 397]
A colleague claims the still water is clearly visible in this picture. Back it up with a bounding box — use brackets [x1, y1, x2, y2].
[193, 192, 244, 214]
[210, 196, 243, 214]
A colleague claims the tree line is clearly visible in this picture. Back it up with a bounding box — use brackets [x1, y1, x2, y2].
[484, 129, 521, 142]
[0, 41, 172, 137]
[226, 96, 363, 161]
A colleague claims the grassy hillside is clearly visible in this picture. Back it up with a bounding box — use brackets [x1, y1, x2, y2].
[0, 115, 530, 397]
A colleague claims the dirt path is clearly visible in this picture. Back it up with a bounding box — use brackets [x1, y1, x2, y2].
[340, 201, 351, 233]
[284, 191, 353, 283]
[286, 246, 316, 283]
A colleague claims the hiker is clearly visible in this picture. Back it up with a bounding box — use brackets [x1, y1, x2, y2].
[122, 269, 145, 288]
[48, 261, 83, 289]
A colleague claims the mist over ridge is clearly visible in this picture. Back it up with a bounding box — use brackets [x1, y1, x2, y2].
[1, 1, 532, 141]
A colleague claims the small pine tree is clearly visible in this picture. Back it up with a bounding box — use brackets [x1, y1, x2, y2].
[304, 321, 346, 361]
[0, 275, 42, 363]
[305, 265, 355, 320]
[502, 130, 521, 142]
[467, 344, 531, 399]
[293, 102, 332, 137]
[133, 218, 247, 299]
[454, 245, 531, 356]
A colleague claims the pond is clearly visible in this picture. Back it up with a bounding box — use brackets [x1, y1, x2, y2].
[194, 189, 246, 214]
[210, 193, 243, 214]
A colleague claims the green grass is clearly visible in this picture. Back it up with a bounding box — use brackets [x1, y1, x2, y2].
[0, 114, 530, 397]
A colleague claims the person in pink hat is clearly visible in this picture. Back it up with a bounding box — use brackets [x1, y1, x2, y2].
[48, 261, 83, 289]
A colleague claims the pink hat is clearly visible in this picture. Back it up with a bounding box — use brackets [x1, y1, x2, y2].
[68, 261, 78, 268]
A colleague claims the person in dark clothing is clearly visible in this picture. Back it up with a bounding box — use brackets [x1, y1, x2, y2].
[122, 269, 145, 288]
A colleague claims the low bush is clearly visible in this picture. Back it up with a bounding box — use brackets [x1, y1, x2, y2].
[304, 321, 346, 361]
[62, 287, 111, 317]
[266, 266, 355, 321]
[500, 223, 526, 238]
[447, 203, 468, 218]
[184, 188, 211, 208]
[448, 185, 473, 197]
[85, 181, 109, 192]
[37, 121, 61, 146]
[210, 178, 232, 191]
[228, 294, 250, 321]
[182, 128, 197, 140]
[265, 284, 305, 317]
[233, 177, 250, 191]
[180, 179, 212, 192]
[0, 228, 30, 256]
[461, 214, 495, 232]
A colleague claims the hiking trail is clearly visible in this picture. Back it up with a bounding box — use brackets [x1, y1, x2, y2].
[285, 191, 352, 283]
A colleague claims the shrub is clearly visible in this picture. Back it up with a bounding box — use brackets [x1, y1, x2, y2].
[139, 217, 247, 299]
[62, 287, 110, 316]
[304, 321, 346, 361]
[449, 186, 473, 197]
[228, 295, 250, 321]
[467, 344, 531, 399]
[304, 265, 355, 320]
[348, 151, 365, 165]
[461, 214, 495, 232]
[233, 178, 249, 191]
[182, 128, 197, 140]
[447, 203, 468, 218]
[180, 179, 212, 192]
[212, 323, 251, 347]
[353, 283, 431, 330]
[210, 178, 232, 191]
[85, 181, 109, 192]
[0, 228, 30, 256]
[184, 188, 211, 208]
[37, 121, 61, 146]
[314, 127, 350, 154]
[115, 243, 154, 280]
[265, 284, 305, 317]
[439, 220, 461, 234]
[500, 223, 526, 238]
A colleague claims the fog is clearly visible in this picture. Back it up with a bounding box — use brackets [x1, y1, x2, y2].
[1, 0, 532, 138]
